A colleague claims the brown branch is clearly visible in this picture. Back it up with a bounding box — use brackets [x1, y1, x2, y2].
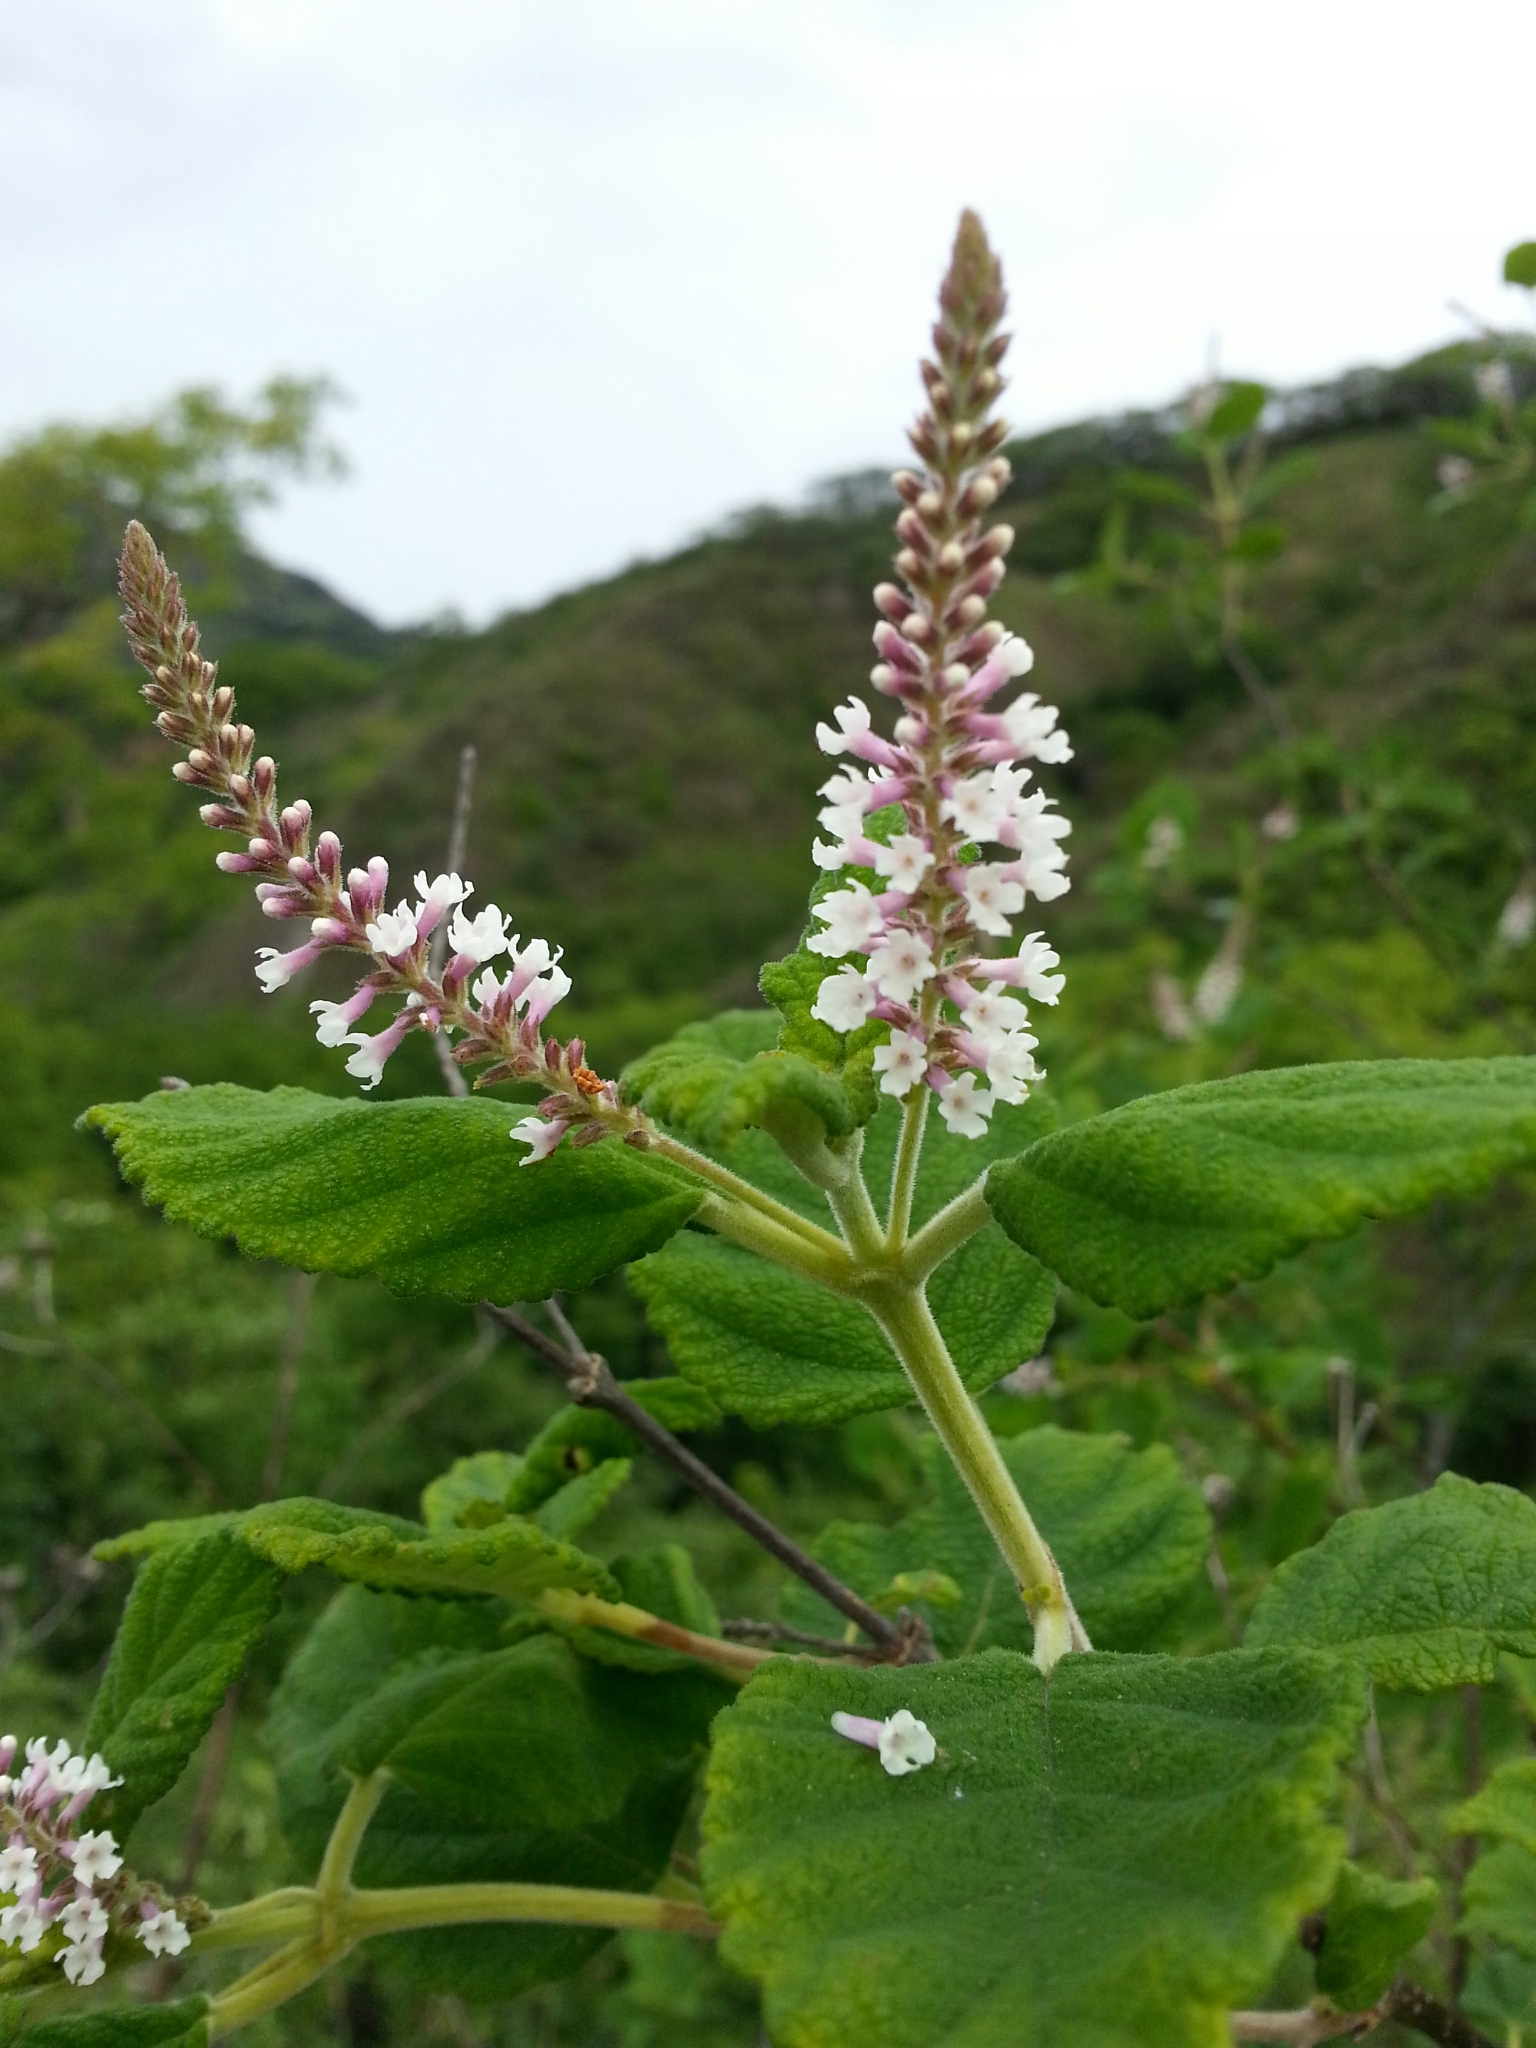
[483, 1300, 934, 1663]
[1380, 1981, 1495, 2048]
[723, 1617, 884, 1658]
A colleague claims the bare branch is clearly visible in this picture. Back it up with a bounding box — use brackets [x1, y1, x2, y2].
[483, 1300, 935, 1663]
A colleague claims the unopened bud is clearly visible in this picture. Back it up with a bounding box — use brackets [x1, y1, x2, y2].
[890, 470, 924, 504]
[900, 613, 934, 644]
[955, 595, 988, 627]
[963, 475, 999, 513]
[965, 559, 1006, 598]
[315, 832, 342, 880]
[976, 419, 1009, 458]
[219, 723, 240, 751]
[895, 508, 929, 549]
[252, 757, 276, 799]
[155, 665, 175, 688]
[172, 762, 199, 784]
[916, 491, 943, 521]
[944, 663, 971, 688]
[187, 749, 214, 774]
[288, 857, 317, 884]
[156, 711, 197, 742]
[975, 368, 1000, 398]
[248, 836, 281, 860]
[937, 542, 965, 574]
[228, 774, 253, 804]
[872, 583, 910, 622]
[199, 803, 243, 829]
[895, 548, 924, 581]
[975, 524, 1015, 561]
[237, 725, 255, 750]
[212, 688, 234, 721]
[950, 421, 974, 449]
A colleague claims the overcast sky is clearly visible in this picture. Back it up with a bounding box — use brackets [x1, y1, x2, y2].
[3, 0, 1533, 626]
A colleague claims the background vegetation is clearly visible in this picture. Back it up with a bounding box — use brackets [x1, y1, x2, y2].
[4, 331, 1536, 2043]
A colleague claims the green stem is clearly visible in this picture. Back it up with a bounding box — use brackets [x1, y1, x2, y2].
[344, 1883, 717, 1942]
[535, 1586, 771, 1676]
[650, 1133, 847, 1257]
[198, 1889, 319, 1951]
[209, 1937, 332, 2037]
[901, 1177, 991, 1282]
[885, 1086, 930, 1251]
[695, 1192, 854, 1289]
[316, 1771, 389, 1951]
[863, 1280, 1089, 1672]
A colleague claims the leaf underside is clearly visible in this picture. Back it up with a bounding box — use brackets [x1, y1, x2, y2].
[622, 1009, 865, 1146]
[85, 1084, 702, 1302]
[1246, 1472, 1536, 1688]
[986, 1057, 1536, 1317]
[703, 1647, 1364, 2048]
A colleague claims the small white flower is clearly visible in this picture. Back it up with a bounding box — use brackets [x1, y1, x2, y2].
[447, 902, 510, 964]
[0, 1842, 38, 1892]
[876, 1708, 937, 1776]
[470, 966, 509, 1009]
[0, 1901, 48, 1953]
[936, 1072, 994, 1138]
[343, 1030, 398, 1090]
[412, 870, 471, 917]
[811, 837, 857, 871]
[986, 1034, 1042, 1106]
[1012, 933, 1065, 1004]
[960, 982, 1031, 1046]
[872, 1027, 926, 1098]
[815, 695, 873, 756]
[59, 1939, 105, 1986]
[310, 999, 356, 1048]
[1002, 692, 1071, 761]
[962, 865, 1026, 937]
[941, 773, 1008, 841]
[365, 903, 420, 957]
[998, 632, 1035, 678]
[139, 1906, 191, 1959]
[254, 947, 304, 993]
[68, 1831, 121, 1887]
[810, 967, 878, 1033]
[867, 932, 936, 1005]
[1019, 857, 1071, 904]
[506, 935, 562, 982]
[510, 1115, 568, 1163]
[523, 963, 572, 1027]
[872, 833, 934, 894]
[60, 1894, 108, 1945]
[808, 882, 888, 959]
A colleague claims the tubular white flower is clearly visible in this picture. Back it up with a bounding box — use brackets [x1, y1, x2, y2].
[0, 1902, 48, 1954]
[510, 1115, 569, 1163]
[936, 1071, 994, 1138]
[67, 1832, 121, 1886]
[0, 1843, 37, 1892]
[960, 866, 1026, 936]
[412, 870, 471, 918]
[809, 882, 888, 959]
[959, 983, 1032, 1044]
[815, 696, 874, 755]
[810, 966, 878, 1032]
[985, 1034, 1042, 1106]
[873, 1027, 927, 1097]
[364, 902, 421, 958]
[60, 1896, 108, 1945]
[877, 1709, 937, 1776]
[873, 833, 936, 893]
[447, 902, 510, 964]
[867, 932, 937, 1005]
[59, 1940, 106, 1986]
[139, 1906, 191, 1958]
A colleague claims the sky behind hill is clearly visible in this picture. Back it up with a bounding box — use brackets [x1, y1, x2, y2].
[2, 0, 1533, 626]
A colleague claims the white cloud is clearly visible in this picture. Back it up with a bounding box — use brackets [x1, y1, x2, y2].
[1, 0, 1532, 624]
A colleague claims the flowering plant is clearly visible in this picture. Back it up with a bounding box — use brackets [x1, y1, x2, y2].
[12, 216, 1536, 2048]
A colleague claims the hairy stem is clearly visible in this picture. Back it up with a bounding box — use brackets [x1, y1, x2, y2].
[900, 1176, 992, 1282]
[535, 1587, 771, 1675]
[862, 1281, 1088, 1671]
[650, 1134, 848, 1257]
[885, 1086, 930, 1251]
[694, 1192, 853, 1288]
[484, 1302, 917, 1657]
[343, 1882, 716, 1942]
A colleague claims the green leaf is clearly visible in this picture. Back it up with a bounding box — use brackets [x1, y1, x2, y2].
[758, 949, 883, 1127]
[1206, 380, 1268, 439]
[84, 1084, 702, 1301]
[269, 1587, 728, 2000]
[2, 2000, 211, 2048]
[986, 1058, 1536, 1317]
[703, 1647, 1363, 2048]
[504, 1406, 638, 1513]
[1448, 1758, 1536, 1853]
[422, 1451, 525, 1531]
[1505, 241, 1536, 289]
[1313, 1862, 1437, 2009]
[83, 1533, 282, 1840]
[632, 1096, 1059, 1425]
[1465, 1951, 1536, 2044]
[782, 1427, 1210, 1654]
[1246, 1473, 1536, 1688]
[99, 1496, 618, 1602]
[534, 1458, 632, 1540]
[543, 1542, 724, 1675]
[623, 1009, 864, 1147]
[1462, 1843, 1536, 1960]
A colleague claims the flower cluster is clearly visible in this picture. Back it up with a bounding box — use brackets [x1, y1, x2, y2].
[803, 214, 1070, 1139]
[0, 1734, 195, 1985]
[118, 525, 642, 1163]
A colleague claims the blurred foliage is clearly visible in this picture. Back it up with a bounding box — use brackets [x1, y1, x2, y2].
[5, 329, 1536, 2040]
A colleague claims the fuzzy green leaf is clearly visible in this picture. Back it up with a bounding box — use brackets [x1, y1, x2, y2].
[986, 1058, 1536, 1317]
[98, 1496, 617, 1602]
[422, 1451, 526, 1531]
[1462, 1843, 1536, 1960]
[1246, 1473, 1536, 1688]
[1465, 1952, 1536, 2045]
[758, 950, 883, 1127]
[2, 2000, 211, 2047]
[84, 1084, 702, 1301]
[703, 1647, 1363, 2048]
[534, 1459, 632, 1540]
[631, 1096, 1058, 1425]
[1205, 379, 1268, 440]
[82, 1533, 282, 1840]
[1504, 242, 1536, 290]
[782, 1427, 1210, 1654]
[623, 1009, 864, 1146]
[1449, 1759, 1536, 1854]
[1313, 1862, 1438, 2009]
[269, 1587, 727, 2000]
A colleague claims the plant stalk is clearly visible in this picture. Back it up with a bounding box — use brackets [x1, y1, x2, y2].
[862, 1280, 1088, 1671]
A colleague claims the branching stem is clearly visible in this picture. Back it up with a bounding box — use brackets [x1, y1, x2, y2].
[885, 1086, 930, 1251]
